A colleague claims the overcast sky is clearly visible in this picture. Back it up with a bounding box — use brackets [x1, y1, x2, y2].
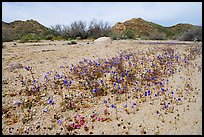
[2, 2, 202, 28]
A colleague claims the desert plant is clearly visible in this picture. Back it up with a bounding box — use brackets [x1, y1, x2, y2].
[69, 21, 87, 39]
[2, 28, 14, 42]
[87, 19, 111, 39]
[149, 31, 167, 40]
[19, 33, 41, 43]
[109, 31, 122, 40]
[122, 29, 135, 39]
[45, 35, 54, 40]
[178, 27, 202, 41]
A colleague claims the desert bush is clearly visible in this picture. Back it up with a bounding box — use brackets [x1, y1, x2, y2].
[45, 35, 54, 40]
[87, 19, 111, 39]
[2, 28, 14, 42]
[52, 36, 65, 41]
[178, 27, 202, 41]
[109, 29, 135, 40]
[19, 33, 41, 43]
[148, 31, 167, 40]
[69, 21, 87, 39]
[122, 29, 135, 39]
[109, 31, 122, 40]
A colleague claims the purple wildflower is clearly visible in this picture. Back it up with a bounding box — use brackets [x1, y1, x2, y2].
[57, 119, 62, 125]
[37, 86, 40, 92]
[113, 82, 116, 86]
[111, 104, 115, 108]
[49, 99, 53, 105]
[63, 79, 68, 84]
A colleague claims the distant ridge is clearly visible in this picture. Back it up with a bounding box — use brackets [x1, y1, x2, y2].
[111, 18, 198, 39]
[2, 18, 200, 41]
[2, 19, 49, 40]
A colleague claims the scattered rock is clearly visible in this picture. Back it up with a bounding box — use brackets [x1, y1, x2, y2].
[94, 37, 112, 44]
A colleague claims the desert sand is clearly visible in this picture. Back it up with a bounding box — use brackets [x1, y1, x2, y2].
[2, 39, 202, 135]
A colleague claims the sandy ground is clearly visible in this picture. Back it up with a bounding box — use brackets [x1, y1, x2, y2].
[2, 39, 202, 135]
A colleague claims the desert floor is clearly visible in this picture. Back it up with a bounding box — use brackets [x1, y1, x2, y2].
[2, 40, 202, 135]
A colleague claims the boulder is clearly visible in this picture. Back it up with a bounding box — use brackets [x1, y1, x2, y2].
[94, 37, 112, 44]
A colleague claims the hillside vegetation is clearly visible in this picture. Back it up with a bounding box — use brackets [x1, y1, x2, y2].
[2, 18, 202, 43]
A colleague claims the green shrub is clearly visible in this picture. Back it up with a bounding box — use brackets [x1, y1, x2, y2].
[52, 36, 65, 41]
[148, 32, 167, 40]
[45, 35, 54, 40]
[109, 31, 122, 40]
[122, 29, 135, 39]
[19, 33, 41, 43]
[178, 27, 202, 41]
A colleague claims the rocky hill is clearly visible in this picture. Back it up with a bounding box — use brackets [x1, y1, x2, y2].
[2, 19, 49, 41]
[111, 18, 198, 39]
[2, 18, 200, 42]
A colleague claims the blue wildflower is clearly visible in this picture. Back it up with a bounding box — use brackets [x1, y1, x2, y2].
[63, 79, 68, 84]
[118, 86, 121, 90]
[93, 89, 97, 93]
[37, 86, 40, 92]
[178, 98, 181, 101]
[68, 81, 72, 86]
[104, 100, 107, 104]
[57, 119, 62, 125]
[167, 102, 170, 105]
[49, 99, 53, 105]
[113, 82, 116, 86]
[159, 82, 162, 85]
[147, 90, 150, 95]
[33, 79, 37, 84]
[25, 66, 31, 71]
[43, 107, 48, 113]
[111, 104, 115, 108]
[22, 81, 25, 85]
[117, 79, 120, 83]
[57, 74, 61, 79]
[161, 88, 165, 92]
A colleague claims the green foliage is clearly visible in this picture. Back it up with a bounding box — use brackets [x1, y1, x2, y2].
[148, 32, 167, 40]
[122, 29, 135, 39]
[19, 33, 41, 43]
[109, 29, 136, 40]
[52, 36, 65, 41]
[45, 35, 54, 40]
[178, 27, 202, 41]
[2, 28, 14, 42]
[109, 31, 122, 40]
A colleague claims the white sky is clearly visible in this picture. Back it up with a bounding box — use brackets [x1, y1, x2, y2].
[2, 2, 202, 28]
